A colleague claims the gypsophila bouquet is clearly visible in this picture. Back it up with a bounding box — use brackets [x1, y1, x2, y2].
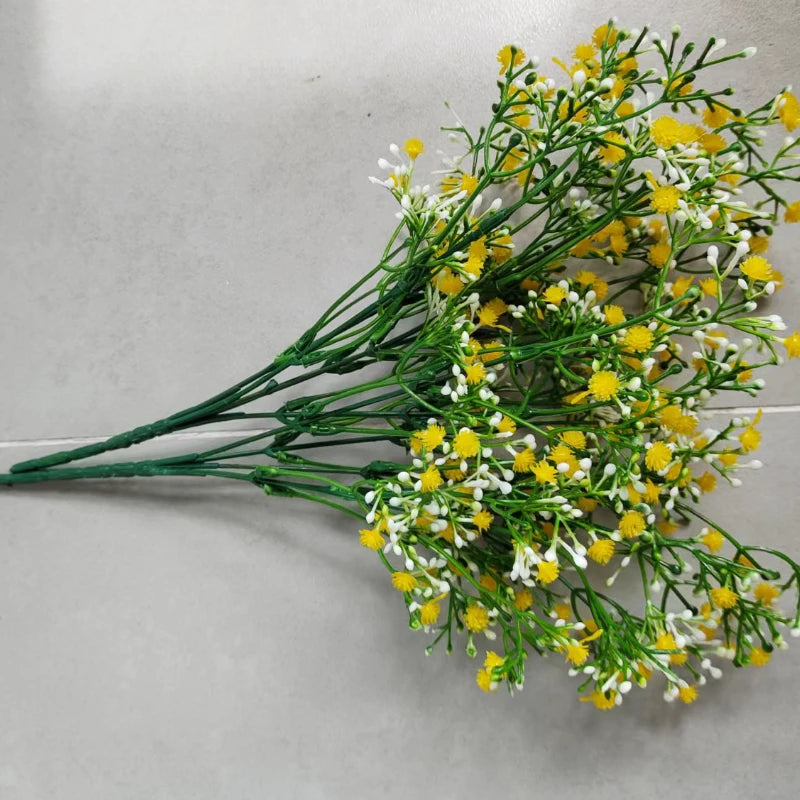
[4, 20, 800, 710]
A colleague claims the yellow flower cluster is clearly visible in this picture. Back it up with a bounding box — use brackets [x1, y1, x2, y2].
[361, 21, 800, 711]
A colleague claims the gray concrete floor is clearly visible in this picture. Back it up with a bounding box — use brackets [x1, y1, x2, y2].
[1, 1, 799, 797]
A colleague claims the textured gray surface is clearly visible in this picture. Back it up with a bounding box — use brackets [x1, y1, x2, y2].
[1, 1, 800, 798]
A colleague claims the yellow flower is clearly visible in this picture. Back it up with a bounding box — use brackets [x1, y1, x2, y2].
[750, 647, 771, 667]
[543, 285, 568, 305]
[391, 572, 418, 592]
[513, 448, 536, 473]
[453, 428, 481, 458]
[617, 100, 635, 117]
[564, 639, 589, 665]
[514, 588, 533, 611]
[574, 269, 596, 287]
[511, 109, 531, 128]
[665, 462, 683, 482]
[479, 573, 497, 590]
[475, 668, 495, 692]
[701, 528, 724, 553]
[657, 519, 678, 536]
[477, 298, 508, 327]
[697, 624, 717, 641]
[648, 240, 672, 267]
[464, 603, 490, 632]
[593, 23, 618, 48]
[588, 371, 620, 401]
[467, 236, 488, 261]
[465, 362, 487, 385]
[740, 255, 773, 282]
[403, 138, 424, 159]
[472, 510, 493, 532]
[548, 444, 579, 476]
[484, 651, 505, 671]
[624, 325, 654, 353]
[439, 268, 466, 296]
[587, 538, 615, 565]
[703, 102, 732, 128]
[497, 416, 517, 435]
[476, 306, 501, 330]
[560, 430, 587, 449]
[696, 472, 717, 493]
[460, 173, 479, 193]
[491, 234, 514, 264]
[655, 632, 687, 665]
[553, 603, 571, 621]
[699, 132, 727, 154]
[616, 52, 638, 75]
[497, 44, 526, 73]
[659, 405, 697, 435]
[571, 238, 594, 257]
[783, 331, 800, 358]
[599, 131, 627, 164]
[594, 219, 625, 239]
[536, 560, 559, 584]
[719, 170, 741, 187]
[619, 510, 645, 539]
[778, 91, 800, 131]
[645, 441, 672, 471]
[577, 272, 607, 301]
[643, 479, 660, 505]
[438, 522, 455, 542]
[603, 304, 626, 326]
[739, 410, 762, 453]
[754, 582, 780, 607]
[672, 275, 694, 300]
[359, 527, 385, 550]
[462, 255, 484, 278]
[650, 116, 691, 148]
[662, 74, 693, 97]
[710, 586, 739, 610]
[419, 465, 443, 493]
[418, 423, 446, 451]
[651, 185, 682, 214]
[479, 339, 503, 365]
[609, 233, 629, 255]
[581, 690, 616, 710]
[420, 601, 441, 625]
[740, 427, 761, 452]
[678, 685, 698, 704]
[648, 218, 666, 240]
[441, 174, 460, 193]
[532, 459, 558, 484]
[784, 200, 800, 222]
[700, 277, 719, 297]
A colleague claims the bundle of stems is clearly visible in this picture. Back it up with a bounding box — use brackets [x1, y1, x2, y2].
[4, 21, 800, 708]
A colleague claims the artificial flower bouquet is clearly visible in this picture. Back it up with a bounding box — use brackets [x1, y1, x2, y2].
[4, 20, 800, 709]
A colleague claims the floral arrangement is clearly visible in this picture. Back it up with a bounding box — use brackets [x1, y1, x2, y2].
[4, 20, 800, 710]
